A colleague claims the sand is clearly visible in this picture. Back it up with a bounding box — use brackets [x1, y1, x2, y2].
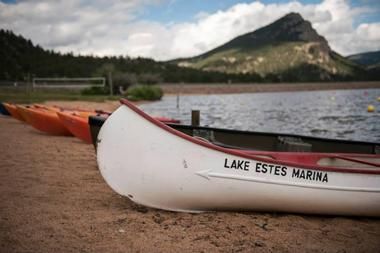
[1, 101, 380, 253]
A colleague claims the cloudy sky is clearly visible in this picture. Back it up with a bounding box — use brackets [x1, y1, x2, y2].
[0, 0, 379, 60]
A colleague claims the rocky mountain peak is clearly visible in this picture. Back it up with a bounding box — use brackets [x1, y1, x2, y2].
[270, 12, 325, 43]
[206, 13, 330, 54]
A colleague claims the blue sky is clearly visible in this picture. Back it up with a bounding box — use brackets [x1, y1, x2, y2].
[140, 0, 379, 24]
[0, 0, 379, 59]
[140, 0, 257, 23]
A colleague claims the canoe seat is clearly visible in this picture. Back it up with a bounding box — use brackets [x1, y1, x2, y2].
[193, 136, 212, 143]
[277, 136, 312, 152]
[193, 129, 215, 142]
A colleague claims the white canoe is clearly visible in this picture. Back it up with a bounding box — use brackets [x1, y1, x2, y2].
[97, 99, 380, 216]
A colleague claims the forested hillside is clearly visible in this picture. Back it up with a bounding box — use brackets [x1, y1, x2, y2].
[0, 30, 262, 85]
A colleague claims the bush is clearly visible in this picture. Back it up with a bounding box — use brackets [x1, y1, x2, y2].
[81, 86, 109, 95]
[126, 85, 163, 101]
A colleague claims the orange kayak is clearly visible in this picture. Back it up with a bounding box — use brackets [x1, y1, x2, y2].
[16, 105, 46, 125]
[33, 104, 62, 112]
[57, 111, 96, 143]
[16, 106, 72, 136]
[3, 103, 25, 122]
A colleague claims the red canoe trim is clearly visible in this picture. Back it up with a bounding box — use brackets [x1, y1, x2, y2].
[120, 99, 380, 174]
[154, 117, 181, 124]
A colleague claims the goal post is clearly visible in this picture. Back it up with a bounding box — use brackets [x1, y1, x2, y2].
[32, 77, 106, 89]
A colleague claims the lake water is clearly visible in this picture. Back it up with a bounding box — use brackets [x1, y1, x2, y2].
[140, 88, 380, 143]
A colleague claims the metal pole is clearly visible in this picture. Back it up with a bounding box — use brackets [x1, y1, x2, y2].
[27, 73, 31, 94]
[108, 71, 113, 96]
[191, 110, 200, 126]
[176, 81, 184, 109]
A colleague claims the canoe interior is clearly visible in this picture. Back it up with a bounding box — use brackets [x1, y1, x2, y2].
[168, 124, 379, 154]
[88, 116, 379, 154]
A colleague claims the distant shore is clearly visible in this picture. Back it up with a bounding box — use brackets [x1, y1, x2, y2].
[160, 81, 380, 95]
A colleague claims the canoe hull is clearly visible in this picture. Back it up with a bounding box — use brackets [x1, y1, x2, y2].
[0, 103, 11, 116]
[97, 103, 380, 216]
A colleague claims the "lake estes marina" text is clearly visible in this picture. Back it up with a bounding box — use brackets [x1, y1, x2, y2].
[224, 158, 328, 183]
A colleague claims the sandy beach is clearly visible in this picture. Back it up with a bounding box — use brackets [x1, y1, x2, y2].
[0, 99, 380, 253]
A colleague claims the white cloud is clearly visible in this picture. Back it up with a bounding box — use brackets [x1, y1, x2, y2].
[344, 23, 380, 54]
[356, 23, 380, 41]
[0, 0, 379, 60]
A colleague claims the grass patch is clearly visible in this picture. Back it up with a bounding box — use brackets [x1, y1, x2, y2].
[0, 87, 120, 103]
[81, 86, 110, 96]
[126, 85, 163, 101]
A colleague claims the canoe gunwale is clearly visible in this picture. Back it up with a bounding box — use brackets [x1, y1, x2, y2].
[120, 99, 380, 175]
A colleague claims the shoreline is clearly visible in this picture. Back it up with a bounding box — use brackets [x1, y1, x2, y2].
[160, 81, 380, 95]
[31, 81, 380, 114]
